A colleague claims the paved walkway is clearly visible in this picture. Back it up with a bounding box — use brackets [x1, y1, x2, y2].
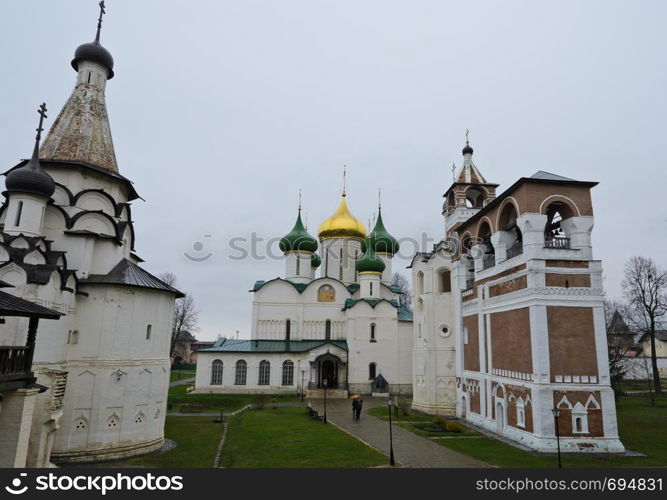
[169, 376, 196, 387]
[309, 397, 489, 468]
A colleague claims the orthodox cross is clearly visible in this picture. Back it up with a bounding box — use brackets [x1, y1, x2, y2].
[378, 187, 382, 210]
[95, 1, 106, 42]
[36, 103, 48, 142]
[465, 128, 470, 146]
[342, 165, 347, 197]
[298, 188, 302, 212]
[451, 162, 456, 181]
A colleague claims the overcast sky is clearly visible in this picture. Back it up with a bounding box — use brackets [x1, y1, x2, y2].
[1, 1, 666, 340]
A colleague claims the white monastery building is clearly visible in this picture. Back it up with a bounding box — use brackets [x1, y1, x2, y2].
[196, 189, 414, 398]
[0, 6, 181, 467]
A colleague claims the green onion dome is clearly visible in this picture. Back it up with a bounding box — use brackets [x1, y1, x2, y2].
[311, 253, 321, 268]
[279, 211, 318, 254]
[356, 240, 386, 274]
[361, 209, 400, 256]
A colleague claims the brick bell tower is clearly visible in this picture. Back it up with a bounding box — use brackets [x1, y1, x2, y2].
[450, 162, 624, 453]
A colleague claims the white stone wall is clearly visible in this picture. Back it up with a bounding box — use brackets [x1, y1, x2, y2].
[411, 248, 457, 415]
[195, 352, 309, 394]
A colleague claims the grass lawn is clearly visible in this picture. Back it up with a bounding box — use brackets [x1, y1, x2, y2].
[434, 394, 667, 467]
[167, 385, 298, 413]
[126, 417, 223, 468]
[169, 369, 197, 383]
[219, 406, 386, 468]
[367, 406, 434, 422]
[617, 379, 666, 393]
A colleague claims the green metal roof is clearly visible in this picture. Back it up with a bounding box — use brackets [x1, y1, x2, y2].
[342, 298, 399, 311]
[356, 241, 386, 274]
[199, 339, 348, 353]
[398, 305, 413, 321]
[279, 211, 318, 254]
[362, 208, 400, 255]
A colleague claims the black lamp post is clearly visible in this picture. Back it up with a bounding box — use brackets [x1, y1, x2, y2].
[323, 378, 328, 424]
[388, 397, 395, 466]
[552, 406, 562, 468]
[301, 369, 305, 402]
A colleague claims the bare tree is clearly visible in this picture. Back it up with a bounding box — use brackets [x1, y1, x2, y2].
[622, 257, 667, 393]
[603, 299, 635, 389]
[159, 273, 200, 357]
[391, 272, 413, 312]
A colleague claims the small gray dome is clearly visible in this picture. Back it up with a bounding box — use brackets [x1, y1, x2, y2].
[71, 41, 115, 79]
[5, 158, 55, 198]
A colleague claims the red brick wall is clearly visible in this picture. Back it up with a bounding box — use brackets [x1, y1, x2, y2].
[463, 315, 480, 372]
[553, 391, 604, 437]
[489, 275, 528, 297]
[545, 273, 591, 288]
[547, 306, 599, 380]
[490, 308, 532, 374]
[505, 385, 534, 433]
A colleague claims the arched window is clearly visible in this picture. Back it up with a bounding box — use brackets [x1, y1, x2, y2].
[296, 255, 301, 275]
[234, 360, 247, 385]
[282, 360, 294, 386]
[571, 402, 589, 433]
[370, 323, 376, 342]
[370, 282, 373, 296]
[499, 203, 523, 258]
[478, 221, 495, 270]
[369, 362, 377, 380]
[285, 319, 291, 341]
[258, 360, 271, 385]
[211, 360, 223, 385]
[465, 187, 485, 209]
[438, 268, 451, 293]
[339, 248, 343, 280]
[325, 320, 332, 340]
[516, 398, 525, 428]
[544, 202, 575, 249]
[416, 271, 424, 295]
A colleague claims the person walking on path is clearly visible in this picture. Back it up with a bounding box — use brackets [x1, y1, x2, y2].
[355, 398, 363, 420]
[352, 398, 359, 419]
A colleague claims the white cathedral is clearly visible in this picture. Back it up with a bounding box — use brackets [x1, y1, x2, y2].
[195, 191, 414, 397]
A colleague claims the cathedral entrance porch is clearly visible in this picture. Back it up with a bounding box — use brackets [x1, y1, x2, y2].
[306, 354, 348, 399]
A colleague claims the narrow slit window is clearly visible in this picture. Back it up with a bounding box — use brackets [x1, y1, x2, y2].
[146, 324, 152, 340]
[15, 201, 23, 227]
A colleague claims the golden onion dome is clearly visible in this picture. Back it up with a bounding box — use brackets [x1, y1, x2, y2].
[318, 194, 367, 240]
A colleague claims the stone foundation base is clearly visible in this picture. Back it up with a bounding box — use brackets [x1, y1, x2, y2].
[51, 436, 164, 464]
[410, 401, 456, 416]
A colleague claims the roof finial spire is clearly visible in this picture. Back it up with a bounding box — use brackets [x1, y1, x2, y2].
[378, 187, 382, 210]
[462, 128, 474, 156]
[32, 103, 48, 160]
[298, 188, 302, 213]
[95, 1, 106, 43]
[342, 165, 347, 197]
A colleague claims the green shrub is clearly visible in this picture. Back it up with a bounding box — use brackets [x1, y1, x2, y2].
[445, 421, 464, 433]
[433, 416, 448, 431]
[253, 393, 268, 409]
